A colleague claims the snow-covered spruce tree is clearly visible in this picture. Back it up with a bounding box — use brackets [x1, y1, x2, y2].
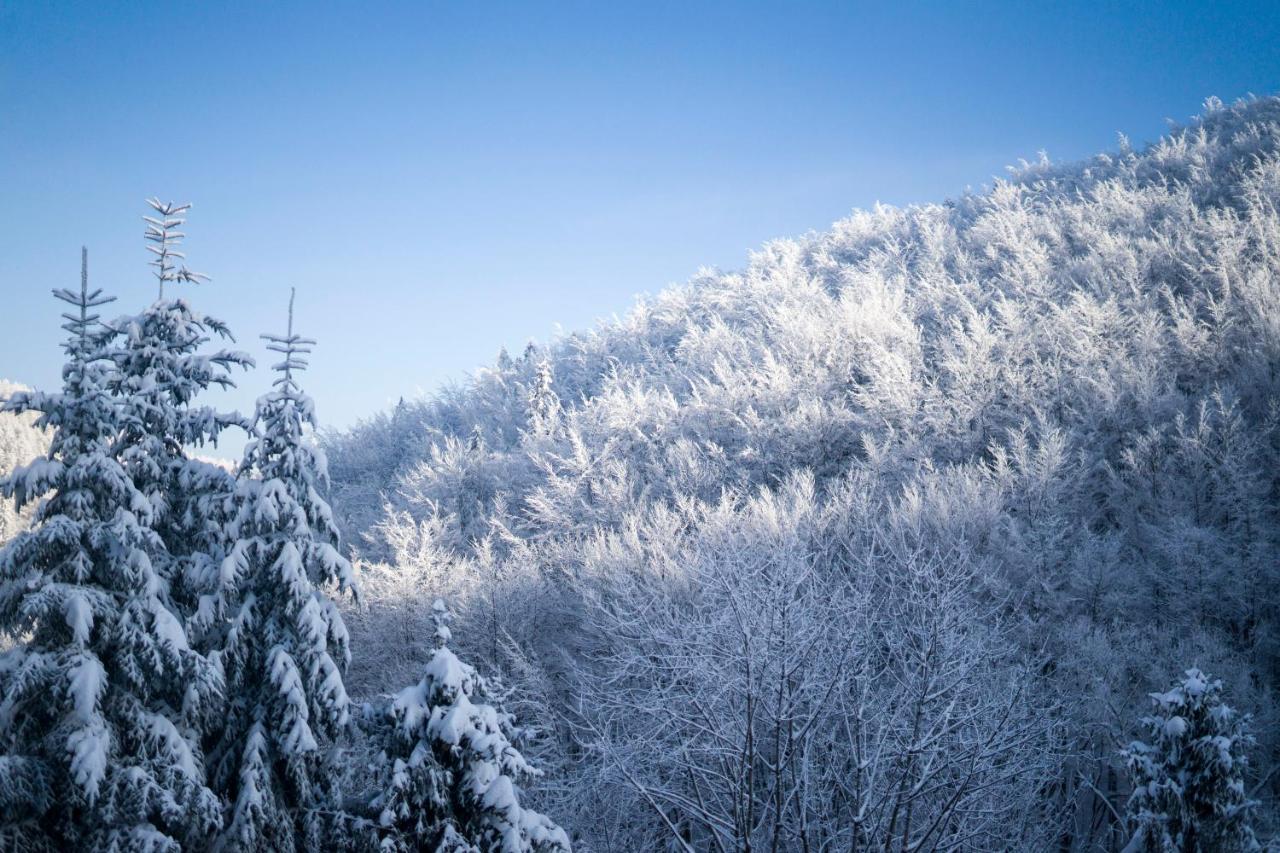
[525, 358, 560, 437]
[106, 199, 252, 632]
[206, 290, 360, 851]
[0, 249, 222, 852]
[369, 598, 569, 852]
[1121, 668, 1260, 852]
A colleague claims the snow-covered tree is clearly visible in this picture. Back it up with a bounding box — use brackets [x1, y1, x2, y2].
[206, 289, 360, 851]
[525, 359, 559, 437]
[0, 380, 49, 548]
[326, 96, 1280, 849]
[106, 199, 252, 633]
[1122, 668, 1260, 852]
[369, 598, 569, 852]
[0, 249, 222, 852]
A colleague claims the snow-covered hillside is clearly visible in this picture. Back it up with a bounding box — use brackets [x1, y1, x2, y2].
[327, 96, 1280, 849]
[0, 380, 48, 543]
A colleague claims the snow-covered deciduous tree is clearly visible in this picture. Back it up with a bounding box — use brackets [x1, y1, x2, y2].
[0, 381, 49, 550]
[204, 289, 360, 851]
[368, 598, 569, 852]
[327, 96, 1280, 848]
[1122, 668, 1260, 852]
[567, 474, 1058, 851]
[0, 249, 222, 852]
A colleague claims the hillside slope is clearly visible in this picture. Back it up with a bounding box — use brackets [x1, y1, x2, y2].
[0, 380, 48, 544]
[326, 96, 1280, 848]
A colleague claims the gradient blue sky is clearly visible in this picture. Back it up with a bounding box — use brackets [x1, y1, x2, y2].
[3, 1, 1279, 458]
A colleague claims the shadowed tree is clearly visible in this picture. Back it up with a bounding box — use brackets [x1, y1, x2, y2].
[0, 248, 222, 852]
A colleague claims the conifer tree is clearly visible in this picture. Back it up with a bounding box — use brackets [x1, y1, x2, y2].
[370, 599, 569, 853]
[1122, 668, 1260, 852]
[0, 249, 222, 852]
[526, 359, 560, 437]
[106, 199, 253, 634]
[206, 289, 360, 851]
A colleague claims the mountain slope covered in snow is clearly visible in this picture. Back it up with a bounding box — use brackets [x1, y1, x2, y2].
[326, 96, 1280, 848]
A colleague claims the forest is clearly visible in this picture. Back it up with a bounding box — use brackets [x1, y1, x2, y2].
[2, 96, 1278, 851]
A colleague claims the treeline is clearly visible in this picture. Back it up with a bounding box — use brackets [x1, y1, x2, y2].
[326, 96, 1280, 850]
[0, 208, 567, 851]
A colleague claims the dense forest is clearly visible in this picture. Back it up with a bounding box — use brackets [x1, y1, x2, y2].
[1, 96, 1277, 851]
[324, 96, 1280, 850]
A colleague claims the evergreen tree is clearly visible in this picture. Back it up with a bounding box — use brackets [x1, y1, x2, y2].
[0, 249, 222, 852]
[370, 599, 569, 853]
[1122, 668, 1260, 852]
[106, 199, 253, 638]
[525, 359, 559, 437]
[207, 289, 359, 851]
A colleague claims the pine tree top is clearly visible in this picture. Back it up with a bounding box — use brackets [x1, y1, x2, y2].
[144, 198, 209, 299]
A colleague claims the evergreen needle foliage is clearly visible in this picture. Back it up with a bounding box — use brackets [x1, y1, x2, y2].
[0, 249, 222, 851]
[1122, 668, 1260, 852]
[206, 288, 360, 851]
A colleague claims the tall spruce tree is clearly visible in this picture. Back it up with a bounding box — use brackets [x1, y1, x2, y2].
[0, 249, 222, 852]
[1122, 668, 1260, 852]
[206, 289, 360, 851]
[106, 199, 253, 640]
[369, 599, 570, 853]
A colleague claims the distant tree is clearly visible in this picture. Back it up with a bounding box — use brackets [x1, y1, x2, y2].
[0, 249, 222, 851]
[0, 380, 49, 547]
[205, 289, 360, 851]
[1122, 668, 1260, 852]
[526, 359, 560, 437]
[369, 598, 569, 852]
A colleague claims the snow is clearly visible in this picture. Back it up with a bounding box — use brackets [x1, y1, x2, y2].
[424, 646, 471, 694]
[67, 719, 108, 802]
[268, 646, 319, 754]
[64, 592, 93, 645]
[1182, 668, 1208, 697]
[151, 599, 190, 652]
[68, 654, 105, 723]
[143, 709, 199, 780]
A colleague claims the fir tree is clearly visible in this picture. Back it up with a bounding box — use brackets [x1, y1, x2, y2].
[525, 359, 559, 437]
[370, 599, 569, 853]
[0, 249, 222, 852]
[207, 289, 359, 851]
[1122, 668, 1260, 852]
[106, 199, 253, 638]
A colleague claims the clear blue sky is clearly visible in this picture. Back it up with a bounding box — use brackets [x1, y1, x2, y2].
[3, 1, 1278, 458]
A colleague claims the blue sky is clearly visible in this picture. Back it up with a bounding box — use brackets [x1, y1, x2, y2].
[2, 1, 1278, 458]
